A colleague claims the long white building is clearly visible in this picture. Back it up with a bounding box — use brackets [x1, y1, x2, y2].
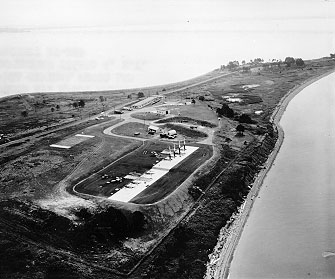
[131, 96, 163, 109]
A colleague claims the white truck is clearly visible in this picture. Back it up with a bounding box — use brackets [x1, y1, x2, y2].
[167, 129, 177, 139]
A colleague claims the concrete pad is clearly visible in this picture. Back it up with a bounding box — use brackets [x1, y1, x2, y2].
[75, 134, 95, 138]
[50, 144, 71, 149]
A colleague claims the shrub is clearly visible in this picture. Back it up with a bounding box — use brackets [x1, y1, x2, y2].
[238, 114, 253, 124]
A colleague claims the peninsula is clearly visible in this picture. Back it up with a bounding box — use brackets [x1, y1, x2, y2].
[0, 56, 334, 279]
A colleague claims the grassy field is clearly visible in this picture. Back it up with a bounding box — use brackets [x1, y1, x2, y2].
[162, 124, 208, 140]
[0, 118, 139, 200]
[156, 116, 216, 128]
[161, 102, 219, 125]
[111, 122, 154, 139]
[131, 112, 165, 121]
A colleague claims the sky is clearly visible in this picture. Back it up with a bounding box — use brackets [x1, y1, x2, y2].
[0, 0, 334, 33]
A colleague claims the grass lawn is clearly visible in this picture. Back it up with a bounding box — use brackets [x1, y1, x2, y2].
[111, 122, 154, 138]
[162, 123, 208, 140]
[131, 112, 165, 121]
[167, 102, 219, 125]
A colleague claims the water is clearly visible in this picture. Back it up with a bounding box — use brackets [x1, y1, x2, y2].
[0, 29, 333, 97]
[228, 72, 335, 278]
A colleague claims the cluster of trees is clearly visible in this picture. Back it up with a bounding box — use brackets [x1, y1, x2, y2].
[236, 124, 245, 136]
[249, 58, 264, 65]
[39, 205, 146, 248]
[216, 103, 254, 137]
[226, 60, 240, 70]
[221, 56, 307, 72]
[238, 113, 253, 124]
[72, 100, 85, 109]
[216, 104, 254, 122]
[216, 103, 234, 118]
[74, 207, 145, 245]
[284, 57, 305, 67]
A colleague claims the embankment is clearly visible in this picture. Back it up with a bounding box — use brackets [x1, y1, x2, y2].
[205, 68, 335, 279]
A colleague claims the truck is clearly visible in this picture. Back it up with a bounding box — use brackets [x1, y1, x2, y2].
[167, 129, 177, 139]
[122, 106, 133, 111]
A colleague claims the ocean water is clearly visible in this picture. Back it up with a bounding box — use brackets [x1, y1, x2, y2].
[0, 29, 333, 97]
[228, 72, 335, 278]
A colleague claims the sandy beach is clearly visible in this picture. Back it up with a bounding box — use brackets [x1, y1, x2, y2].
[205, 68, 335, 279]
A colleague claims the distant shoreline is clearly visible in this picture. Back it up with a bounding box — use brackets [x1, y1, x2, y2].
[0, 68, 225, 101]
[209, 68, 335, 279]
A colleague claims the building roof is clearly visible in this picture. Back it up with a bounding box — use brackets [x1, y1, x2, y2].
[131, 96, 163, 107]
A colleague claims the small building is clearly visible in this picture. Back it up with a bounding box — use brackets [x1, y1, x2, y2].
[155, 109, 170, 115]
[148, 125, 160, 134]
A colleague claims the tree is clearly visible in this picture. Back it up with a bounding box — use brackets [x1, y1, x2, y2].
[51, 107, 55, 112]
[236, 124, 245, 136]
[131, 211, 145, 231]
[296, 58, 305, 67]
[253, 58, 263, 64]
[239, 113, 253, 124]
[227, 61, 239, 70]
[242, 66, 251, 73]
[78, 100, 85, 108]
[138, 92, 145, 98]
[284, 57, 295, 67]
[127, 94, 132, 99]
[217, 104, 234, 118]
[198, 96, 205, 101]
[21, 111, 28, 117]
[241, 60, 246, 65]
[191, 99, 196, 105]
[73, 102, 78, 109]
[56, 104, 60, 110]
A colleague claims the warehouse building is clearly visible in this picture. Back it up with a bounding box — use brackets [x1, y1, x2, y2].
[131, 96, 163, 109]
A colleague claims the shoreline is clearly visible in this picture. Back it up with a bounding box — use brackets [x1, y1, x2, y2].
[206, 68, 335, 279]
[0, 69, 227, 101]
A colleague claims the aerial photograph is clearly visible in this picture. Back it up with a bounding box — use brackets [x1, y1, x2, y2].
[1, 0, 335, 278]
